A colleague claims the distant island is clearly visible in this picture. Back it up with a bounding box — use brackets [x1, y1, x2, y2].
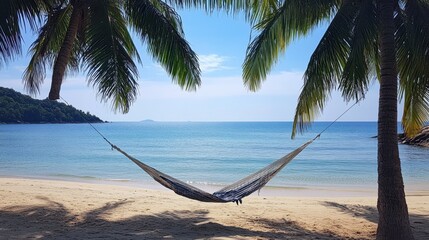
[140, 119, 155, 123]
[0, 87, 103, 124]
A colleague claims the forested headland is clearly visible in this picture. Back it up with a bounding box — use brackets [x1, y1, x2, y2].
[0, 87, 103, 124]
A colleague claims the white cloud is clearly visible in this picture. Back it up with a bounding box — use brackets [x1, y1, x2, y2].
[145, 54, 231, 77]
[137, 71, 304, 100]
[198, 54, 231, 73]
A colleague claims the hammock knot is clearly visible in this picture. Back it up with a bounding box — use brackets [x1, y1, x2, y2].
[314, 134, 321, 140]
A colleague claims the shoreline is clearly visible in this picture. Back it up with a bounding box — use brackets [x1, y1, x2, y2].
[2, 175, 429, 198]
[1, 177, 428, 239]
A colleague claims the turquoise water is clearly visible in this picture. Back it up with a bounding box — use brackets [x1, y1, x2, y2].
[0, 122, 428, 191]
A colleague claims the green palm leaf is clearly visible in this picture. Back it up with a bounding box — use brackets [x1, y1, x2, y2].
[0, 0, 50, 67]
[126, 0, 201, 90]
[339, 0, 378, 101]
[397, 0, 429, 136]
[292, 0, 359, 138]
[84, 0, 139, 113]
[166, 0, 278, 24]
[243, 0, 339, 91]
[166, 0, 251, 13]
[24, 5, 73, 95]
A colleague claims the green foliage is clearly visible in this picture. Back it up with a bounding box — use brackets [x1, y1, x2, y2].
[243, 0, 340, 91]
[396, 0, 429, 136]
[24, 4, 73, 95]
[293, 0, 377, 138]
[84, 0, 139, 113]
[0, 0, 52, 67]
[242, 0, 429, 138]
[0, 87, 103, 124]
[125, 0, 201, 91]
[166, 0, 279, 24]
[2, 0, 202, 113]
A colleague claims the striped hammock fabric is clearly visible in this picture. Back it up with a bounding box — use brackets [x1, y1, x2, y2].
[109, 138, 315, 204]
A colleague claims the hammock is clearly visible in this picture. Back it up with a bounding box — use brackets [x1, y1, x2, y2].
[106, 137, 317, 204]
[59, 95, 361, 204]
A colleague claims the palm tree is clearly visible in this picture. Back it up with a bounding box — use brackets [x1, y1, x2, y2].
[0, 0, 53, 67]
[1, 0, 201, 113]
[242, 0, 428, 239]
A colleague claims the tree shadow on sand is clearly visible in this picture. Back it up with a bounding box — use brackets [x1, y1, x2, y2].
[322, 201, 429, 239]
[1, 196, 357, 240]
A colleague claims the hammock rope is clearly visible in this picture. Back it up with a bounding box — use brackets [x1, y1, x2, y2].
[60, 97, 361, 204]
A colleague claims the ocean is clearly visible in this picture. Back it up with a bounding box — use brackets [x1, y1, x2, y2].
[1, 122, 428, 194]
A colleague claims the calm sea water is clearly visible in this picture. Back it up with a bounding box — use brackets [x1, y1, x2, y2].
[0, 122, 428, 192]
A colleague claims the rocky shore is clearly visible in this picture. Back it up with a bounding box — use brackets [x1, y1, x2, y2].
[399, 126, 429, 148]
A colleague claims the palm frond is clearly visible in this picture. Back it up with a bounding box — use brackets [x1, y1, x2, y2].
[243, 0, 339, 91]
[165, 0, 251, 14]
[396, 0, 429, 136]
[165, 0, 281, 27]
[292, 0, 359, 138]
[126, 0, 201, 90]
[23, 5, 72, 95]
[401, 86, 429, 137]
[84, 0, 139, 113]
[339, 0, 378, 101]
[149, 0, 184, 34]
[247, 0, 280, 24]
[0, 0, 50, 67]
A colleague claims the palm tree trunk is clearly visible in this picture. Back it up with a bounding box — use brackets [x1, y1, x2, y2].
[48, 0, 82, 100]
[376, 0, 414, 239]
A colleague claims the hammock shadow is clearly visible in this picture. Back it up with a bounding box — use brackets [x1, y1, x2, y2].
[322, 201, 429, 239]
[0, 196, 349, 239]
[322, 201, 379, 223]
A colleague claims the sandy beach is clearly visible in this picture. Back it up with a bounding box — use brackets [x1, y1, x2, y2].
[0, 178, 427, 239]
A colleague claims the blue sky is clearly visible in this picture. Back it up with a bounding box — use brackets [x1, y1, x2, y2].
[0, 9, 399, 122]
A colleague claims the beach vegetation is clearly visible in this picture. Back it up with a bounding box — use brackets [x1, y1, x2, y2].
[0, 86, 102, 123]
[0, 0, 201, 113]
[238, 0, 429, 239]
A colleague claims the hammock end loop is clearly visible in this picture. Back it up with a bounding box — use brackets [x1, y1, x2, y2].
[313, 134, 321, 141]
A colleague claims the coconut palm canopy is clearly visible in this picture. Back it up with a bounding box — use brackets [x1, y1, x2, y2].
[2, 1, 427, 238]
[1, 0, 202, 113]
[240, 0, 428, 238]
[242, 0, 429, 138]
[3, 1, 427, 130]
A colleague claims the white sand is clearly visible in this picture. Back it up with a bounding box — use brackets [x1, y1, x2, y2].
[0, 177, 428, 239]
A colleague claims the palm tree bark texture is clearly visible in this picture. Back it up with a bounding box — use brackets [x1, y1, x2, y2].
[377, 0, 413, 239]
[49, 0, 83, 100]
